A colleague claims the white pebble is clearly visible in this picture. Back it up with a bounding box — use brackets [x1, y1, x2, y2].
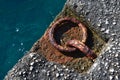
[113, 21, 116, 25]
[30, 66, 33, 71]
[101, 28, 105, 31]
[109, 76, 113, 80]
[30, 62, 34, 66]
[109, 68, 114, 72]
[105, 29, 109, 34]
[115, 75, 118, 80]
[105, 19, 109, 24]
[115, 54, 118, 57]
[56, 73, 59, 77]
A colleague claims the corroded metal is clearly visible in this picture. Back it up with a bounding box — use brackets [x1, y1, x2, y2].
[49, 17, 97, 60]
[49, 17, 87, 52]
[67, 40, 97, 59]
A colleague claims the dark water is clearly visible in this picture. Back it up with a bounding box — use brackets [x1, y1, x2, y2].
[0, 0, 66, 79]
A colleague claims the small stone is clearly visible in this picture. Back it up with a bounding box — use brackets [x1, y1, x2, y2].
[47, 71, 50, 76]
[105, 29, 109, 34]
[101, 28, 106, 31]
[23, 71, 26, 74]
[97, 20, 102, 27]
[54, 65, 57, 69]
[71, 69, 75, 72]
[33, 57, 37, 60]
[66, 74, 70, 77]
[81, 66, 85, 70]
[105, 19, 109, 24]
[33, 74, 35, 77]
[35, 60, 39, 62]
[35, 70, 39, 73]
[97, 23, 101, 27]
[60, 73, 64, 76]
[98, 67, 101, 70]
[115, 54, 118, 57]
[30, 66, 33, 71]
[113, 21, 116, 25]
[116, 62, 119, 66]
[19, 71, 22, 75]
[93, 62, 98, 68]
[12, 68, 15, 71]
[29, 53, 34, 58]
[57, 67, 62, 72]
[42, 69, 46, 73]
[29, 72, 31, 74]
[65, 68, 69, 71]
[24, 78, 27, 80]
[115, 75, 118, 80]
[109, 76, 113, 80]
[62, 65, 66, 68]
[109, 68, 114, 72]
[49, 62, 54, 66]
[30, 62, 34, 66]
[111, 33, 116, 36]
[56, 73, 59, 77]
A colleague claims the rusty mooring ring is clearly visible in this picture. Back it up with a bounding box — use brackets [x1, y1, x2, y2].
[67, 39, 97, 59]
[49, 17, 87, 52]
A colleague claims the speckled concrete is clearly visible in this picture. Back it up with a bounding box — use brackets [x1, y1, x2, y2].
[5, 0, 120, 80]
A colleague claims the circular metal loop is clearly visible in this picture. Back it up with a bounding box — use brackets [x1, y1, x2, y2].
[49, 17, 87, 52]
[67, 40, 97, 59]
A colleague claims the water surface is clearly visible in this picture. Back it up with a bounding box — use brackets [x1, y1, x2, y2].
[0, 0, 66, 79]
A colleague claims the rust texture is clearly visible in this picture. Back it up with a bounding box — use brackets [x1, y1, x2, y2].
[49, 17, 87, 52]
[49, 17, 97, 59]
[67, 39, 97, 59]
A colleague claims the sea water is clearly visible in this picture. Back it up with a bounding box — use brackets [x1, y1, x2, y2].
[0, 0, 66, 79]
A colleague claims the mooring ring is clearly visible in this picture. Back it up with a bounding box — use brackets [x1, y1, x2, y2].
[67, 39, 97, 59]
[49, 17, 87, 52]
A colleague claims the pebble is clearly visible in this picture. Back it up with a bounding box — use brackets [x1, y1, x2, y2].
[30, 62, 34, 66]
[109, 68, 114, 73]
[35, 70, 39, 73]
[115, 54, 118, 57]
[18, 71, 22, 75]
[115, 75, 119, 80]
[100, 28, 106, 31]
[60, 73, 64, 76]
[56, 73, 60, 77]
[109, 76, 113, 80]
[47, 71, 50, 76]
[105, 29, 109, 34]
[30, 66, 33, 71]
[112, 21, 116, 25]
[29, 53, 35, 58]
[105, 19, 109, 24]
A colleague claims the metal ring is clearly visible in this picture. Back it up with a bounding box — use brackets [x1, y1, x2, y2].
[67, 39, 97, 59]
[49, 17, 87, 52]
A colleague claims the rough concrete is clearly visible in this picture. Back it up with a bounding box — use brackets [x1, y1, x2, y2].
[5, 0, 120, 80]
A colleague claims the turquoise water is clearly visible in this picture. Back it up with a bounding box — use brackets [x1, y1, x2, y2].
[0, 0, 66, 79]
